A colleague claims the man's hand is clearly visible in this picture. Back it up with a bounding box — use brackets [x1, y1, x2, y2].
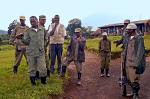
[77, 37, 82, 42]
[113, 40, 119, 47]
[15, 33, 24, 39]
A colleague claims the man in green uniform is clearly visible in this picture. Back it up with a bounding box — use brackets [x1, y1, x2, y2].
[99, 32, 111, 77]
[22, 16, 47, 86]
[39, 15, 50, 77]
[9, 16, 29, 74]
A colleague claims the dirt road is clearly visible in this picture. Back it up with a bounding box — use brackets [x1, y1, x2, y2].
[63, 51, 150, 99]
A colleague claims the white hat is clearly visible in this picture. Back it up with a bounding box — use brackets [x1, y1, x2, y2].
[75, 28, 81, 33]
[126, 23, 137, 30]
[102, 32, 108, 36]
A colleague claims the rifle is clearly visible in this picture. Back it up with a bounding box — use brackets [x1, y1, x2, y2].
[120, 43, 129, 96]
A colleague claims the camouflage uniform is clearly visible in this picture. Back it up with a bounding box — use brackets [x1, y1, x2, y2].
[39, 15, 50, 77]
[99, 34, 111, 77]
[9, 16, 29, 74]
[22, 22, 48, 85]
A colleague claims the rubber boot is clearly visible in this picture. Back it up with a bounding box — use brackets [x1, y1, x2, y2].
[132, 82, 140, 99]
[13, 66, 18, 74]
[35, 71, 40, 80]
[30, 77, 36, 86]
[106, 69, 110, 77]
[47, 69, 50, 77]
[100, 68, 105, 77]
[61, 65, 67, 77]
[41, 77, 47, 84]
[77, 72, 81, 85]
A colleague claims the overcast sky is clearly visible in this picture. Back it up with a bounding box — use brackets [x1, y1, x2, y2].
[0, 0, 149, 30]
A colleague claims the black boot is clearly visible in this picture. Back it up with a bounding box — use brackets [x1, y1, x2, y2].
[35, 71, 40, 80]
[132, 82, 140, 99]
[30, 77, 36, 86]
[100, 68, 104, 77]
[13, 66, 18, 74]
[77, 72, 81, 85]
[41, 77, 47, 84]
[61, 65, 67, 77]
[105, 69, 110, 77]
[47, 70, 50, 77]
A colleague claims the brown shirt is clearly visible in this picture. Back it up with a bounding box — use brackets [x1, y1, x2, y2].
[126, 37, 136, 67]
[10, 24, 29, 50]
[99, 39, 111, 57]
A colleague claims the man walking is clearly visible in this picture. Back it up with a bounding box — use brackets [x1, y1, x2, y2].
[61, 28, 86, 85]
[22, 16, 47, 86]
[9, 16, 29, 74]
[48, 15, 66, 75]
[99, 32, 111, 77]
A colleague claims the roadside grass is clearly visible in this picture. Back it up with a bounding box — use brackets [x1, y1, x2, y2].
[0, 45, 69, 99]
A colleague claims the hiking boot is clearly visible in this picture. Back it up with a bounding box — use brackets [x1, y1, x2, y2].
[30, 77, 36, 86]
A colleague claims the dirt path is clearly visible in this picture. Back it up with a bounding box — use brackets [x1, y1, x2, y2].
[63, 51, 150, 99]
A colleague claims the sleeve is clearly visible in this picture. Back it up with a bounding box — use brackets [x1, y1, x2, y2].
[22, 30, 30, 45]
[136, 37, 145, 66]
[61, 25, 66, 37]
[44, 29, 49, 47]
[47, 24, 53, 36]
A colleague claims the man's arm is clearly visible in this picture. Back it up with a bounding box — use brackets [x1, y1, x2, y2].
[22, 30, 30, 45]
[114, 36, 124, 47]
[48, 23, 58, 36]
[136, 36, 145, 66]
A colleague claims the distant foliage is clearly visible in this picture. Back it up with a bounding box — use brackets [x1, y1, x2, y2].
[7, 20, 19, 35]
[66, 18, 82, 36]
[0, 34, 9, 40]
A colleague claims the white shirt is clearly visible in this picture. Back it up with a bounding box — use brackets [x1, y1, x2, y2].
[48, 23, 66, 44]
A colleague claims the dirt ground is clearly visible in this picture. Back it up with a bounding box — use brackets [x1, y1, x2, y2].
[62, 51, 150, 99]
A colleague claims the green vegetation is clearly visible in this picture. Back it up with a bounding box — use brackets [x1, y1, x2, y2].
[86, 35, 150, 57]
[0, 45, 69, 99]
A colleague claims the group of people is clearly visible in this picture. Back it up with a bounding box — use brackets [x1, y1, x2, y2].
[9, 15, 86, 86]
[9, 15, 146, 99]
[100, 19, 145, 99]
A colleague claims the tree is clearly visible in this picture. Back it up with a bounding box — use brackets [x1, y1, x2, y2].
[7, 20, 19, 35]
[66, 18, 82, 36]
